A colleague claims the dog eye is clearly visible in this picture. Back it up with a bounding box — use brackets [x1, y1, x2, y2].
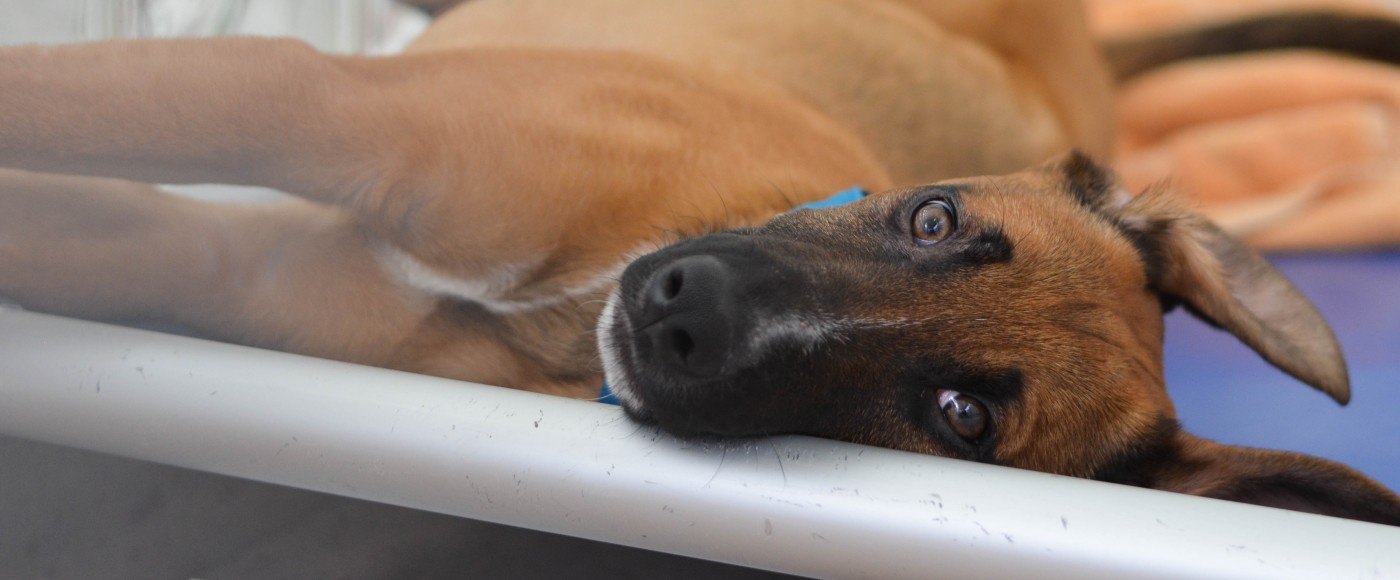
[937, 389, 987, 441]
[911, 200, 955, 245]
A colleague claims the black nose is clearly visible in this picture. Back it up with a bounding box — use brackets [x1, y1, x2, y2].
[639, 255, 739, 378]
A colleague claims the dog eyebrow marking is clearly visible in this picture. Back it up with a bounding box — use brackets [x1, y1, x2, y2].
[965, 367, 1025, 408]
[1058, 150, 1115, 211]
[965, 227, 1014, 265]
[921, 183, 970, 196]
[925, 225, 1014, 271]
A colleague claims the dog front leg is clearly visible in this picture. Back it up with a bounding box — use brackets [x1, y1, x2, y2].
[0, 39, 887, 310]
[0, 39, 394, 200]
[0, 169, 435, 367]
[0, 38, 553, 307]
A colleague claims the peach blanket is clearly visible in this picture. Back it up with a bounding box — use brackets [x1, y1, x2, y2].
[1090, 0, 1400, 249]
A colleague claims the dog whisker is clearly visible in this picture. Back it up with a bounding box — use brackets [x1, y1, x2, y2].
[704, 176, 733, 226]
[766, 179, 797, 210]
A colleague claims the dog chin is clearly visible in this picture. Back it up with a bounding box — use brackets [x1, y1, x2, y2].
[597, 288, 705, 434]
[595, 288, 644, 411]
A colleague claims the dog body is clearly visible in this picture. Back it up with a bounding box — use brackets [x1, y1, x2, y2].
[412, 0, 1116, 184]
[1, 1, 1397, 523]
[0, 0, 1112, 394]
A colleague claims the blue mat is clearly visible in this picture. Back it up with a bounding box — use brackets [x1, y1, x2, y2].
[1165, 251, 1400, 491]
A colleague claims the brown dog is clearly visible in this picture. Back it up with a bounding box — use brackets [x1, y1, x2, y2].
[601, 152, 1400, 525]
[1, 0, 1397, 524]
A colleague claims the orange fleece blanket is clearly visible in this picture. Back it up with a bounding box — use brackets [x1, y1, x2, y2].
[1090, 0, 1400, 250]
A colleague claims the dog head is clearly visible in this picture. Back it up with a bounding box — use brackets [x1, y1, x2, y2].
[598, 151, 1400, 525]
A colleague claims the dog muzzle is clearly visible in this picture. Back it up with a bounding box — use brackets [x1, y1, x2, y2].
[598, 186, 867, 404]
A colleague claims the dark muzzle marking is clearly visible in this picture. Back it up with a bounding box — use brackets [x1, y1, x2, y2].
[599, 186, 867, 404]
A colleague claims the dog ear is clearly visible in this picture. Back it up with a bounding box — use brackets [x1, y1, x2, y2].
[1119, 192, 1348, 403]
[1156, 433, 1400, 526]
[1053, 154, 1351, 404]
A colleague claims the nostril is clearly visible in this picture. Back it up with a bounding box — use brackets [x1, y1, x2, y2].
[635, 254, 737, 378]
[666, 328, 694, 363]
[663, 268, 684, 301]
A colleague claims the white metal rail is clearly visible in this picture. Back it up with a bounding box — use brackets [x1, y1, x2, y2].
[2, 307, 1397, 579]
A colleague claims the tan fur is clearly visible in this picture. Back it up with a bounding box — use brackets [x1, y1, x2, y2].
[851, 166, 1173, 477]
[0, 0, 1109, 394]
[1, 2, 1394, 520]
[625, 155, 1392, 521]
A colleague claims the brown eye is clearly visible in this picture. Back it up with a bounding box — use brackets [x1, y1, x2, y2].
[937, 389, 987, 441]
[912, 200, 955, 244]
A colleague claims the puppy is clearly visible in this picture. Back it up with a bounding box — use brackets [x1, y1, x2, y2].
[0, 1, 1396, 523]
[600, 152, 1400, 526]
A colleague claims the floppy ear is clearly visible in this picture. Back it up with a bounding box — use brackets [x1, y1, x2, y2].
[1104, 178, 1350, 404]
[1158, 433, 1400, 526]
[1046, 151, 1349, 402]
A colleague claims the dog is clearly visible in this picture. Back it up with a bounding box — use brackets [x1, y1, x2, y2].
[2, 0, 1398, 524]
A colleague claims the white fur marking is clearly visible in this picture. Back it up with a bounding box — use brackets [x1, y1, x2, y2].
[743, 312, 843, 355]
[371, 242, 530, 304]
[596, 289, 641, 408]
[371, 242, 648, 314]
[746, 314, 929, 352]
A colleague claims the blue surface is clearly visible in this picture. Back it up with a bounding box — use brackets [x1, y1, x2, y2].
[1165, 251, 1400, 491]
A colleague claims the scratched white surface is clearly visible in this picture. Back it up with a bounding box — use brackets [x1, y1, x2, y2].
[2, 308, 1397, 580]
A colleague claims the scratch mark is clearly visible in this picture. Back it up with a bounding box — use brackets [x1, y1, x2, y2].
[705, 446, 730, 488]
[276, 437, 298, 456]
[760, 495, 807, 508]
[767, 439, 789, 488]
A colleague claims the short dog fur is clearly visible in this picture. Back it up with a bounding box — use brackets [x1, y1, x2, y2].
[1, 0, 1397, 524]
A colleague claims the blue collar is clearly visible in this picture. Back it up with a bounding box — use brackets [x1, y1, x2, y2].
[790, 186, 867, 211]
[599, 186, 867, 405]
